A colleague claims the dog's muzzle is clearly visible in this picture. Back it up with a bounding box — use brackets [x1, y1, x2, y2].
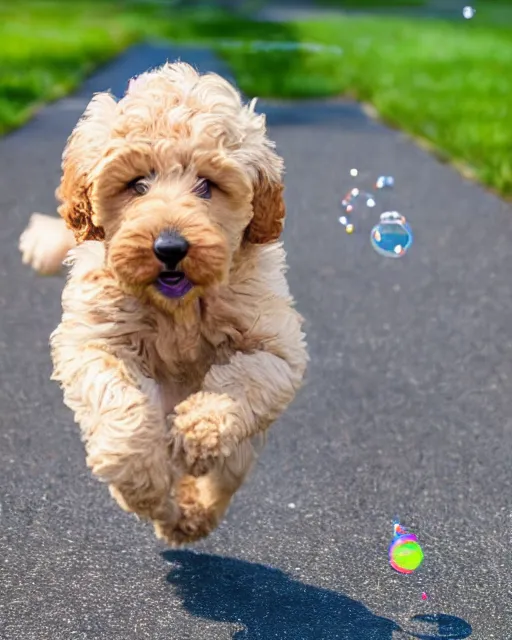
[153, 230, 193, 299]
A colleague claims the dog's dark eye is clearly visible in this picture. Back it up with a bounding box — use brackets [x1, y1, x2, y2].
[193, 178, 212, 200]
[128, 177, 150, 196]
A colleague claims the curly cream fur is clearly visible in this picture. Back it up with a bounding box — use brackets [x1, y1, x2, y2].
[19, 62, 308, 546]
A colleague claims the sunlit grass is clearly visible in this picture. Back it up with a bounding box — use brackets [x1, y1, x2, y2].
[2, 1, 512, 197]
[216, 15, 512, 196]
[0, 2, 143, 133]
[0, 1, 294, 133]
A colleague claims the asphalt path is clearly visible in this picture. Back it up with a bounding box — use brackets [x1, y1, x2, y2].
[0, 43, 510, 640]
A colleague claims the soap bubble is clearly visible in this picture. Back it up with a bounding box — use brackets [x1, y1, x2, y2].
[375, 175, 395, 190]
[370, 211, 413, 258]
[389, 522, 424, 574]
[341, 188, 376, 209]
[339, 188, 376, 233]
[338, 214, 355, 234]
[462, 5, 475, 19]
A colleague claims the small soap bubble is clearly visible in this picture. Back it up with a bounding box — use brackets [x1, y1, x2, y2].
[389, 522, 424, 574]
[338, 215, 355, 234]
[375, 175, 395, 190]
[341, 188, 376, 209]
[463, 5, 475, 19]
[370, 211, 413, 259]
[339, 188, 376, 233]
[350, 168, 359, 177]
[341, 187, 357, 208]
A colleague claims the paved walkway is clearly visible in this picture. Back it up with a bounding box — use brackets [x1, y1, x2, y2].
[0, 43, 510, 639]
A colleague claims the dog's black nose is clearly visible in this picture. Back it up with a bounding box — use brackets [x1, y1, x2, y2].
[153, 231, 189, 268]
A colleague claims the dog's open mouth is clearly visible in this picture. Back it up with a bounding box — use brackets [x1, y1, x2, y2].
[155, 271, 194, 299]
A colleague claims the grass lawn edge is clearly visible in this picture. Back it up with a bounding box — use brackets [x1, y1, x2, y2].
[359, 100, 511, 204]
[2, 26, 510, 204]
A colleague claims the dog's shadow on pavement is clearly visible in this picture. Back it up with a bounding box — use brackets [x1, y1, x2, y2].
[163, 550, 471, 639]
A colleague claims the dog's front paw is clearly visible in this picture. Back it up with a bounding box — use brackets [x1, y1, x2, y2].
[171, 391, 239, 476]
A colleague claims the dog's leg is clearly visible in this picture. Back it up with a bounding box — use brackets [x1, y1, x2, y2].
[145, 432, 250, 550]
[172, 305, 307, 475]
[50, 340, 180, 533]
[163, 339, 305, 541]
[156, 438, 257, 546]
[19, 213, 76, 275]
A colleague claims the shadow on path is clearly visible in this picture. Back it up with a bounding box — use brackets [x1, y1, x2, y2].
[406, 614, 473, 640]
[163, 550, 472, 639]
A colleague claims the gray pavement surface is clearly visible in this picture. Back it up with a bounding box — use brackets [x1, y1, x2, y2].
[0, 43, 511, 640]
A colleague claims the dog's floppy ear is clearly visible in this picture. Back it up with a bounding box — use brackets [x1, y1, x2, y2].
[56, 92, 116, 243]
[56, 159, 103, 244]
[245, 170, 286, 245]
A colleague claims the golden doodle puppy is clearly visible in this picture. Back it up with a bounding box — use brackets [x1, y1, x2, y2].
[19, 62, 308, 546]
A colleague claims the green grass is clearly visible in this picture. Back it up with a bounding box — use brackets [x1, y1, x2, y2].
[0, 2, 142, 133]
[0, 1, 294, 133]
[215, 15, 512, 197]
[2, 1, 512, 198]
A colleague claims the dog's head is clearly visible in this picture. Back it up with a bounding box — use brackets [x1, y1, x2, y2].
[57, 62, 285, 311]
